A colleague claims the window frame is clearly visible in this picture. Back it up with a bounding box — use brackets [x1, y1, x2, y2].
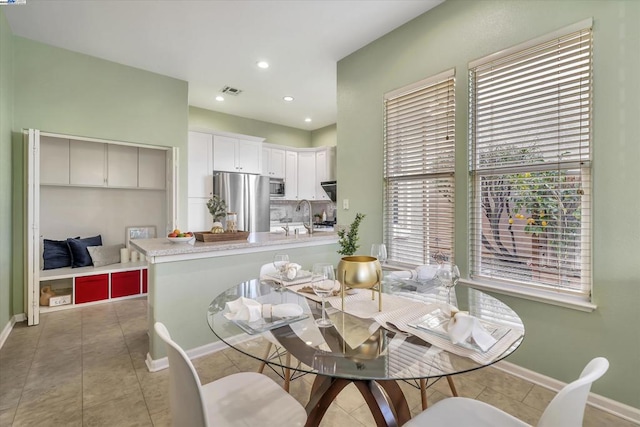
[467, 19, 594, 310]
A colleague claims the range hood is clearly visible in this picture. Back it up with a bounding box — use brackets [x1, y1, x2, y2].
[320, 180, 337, 202]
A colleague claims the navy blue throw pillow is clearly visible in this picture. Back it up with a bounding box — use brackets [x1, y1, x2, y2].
[67, 235, 102, 268]
[43, 239, 73, 270]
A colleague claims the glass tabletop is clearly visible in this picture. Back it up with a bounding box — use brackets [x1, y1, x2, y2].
[206, 277, 525, 381]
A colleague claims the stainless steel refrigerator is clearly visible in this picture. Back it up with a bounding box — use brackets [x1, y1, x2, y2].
[213, 172, 270, 232]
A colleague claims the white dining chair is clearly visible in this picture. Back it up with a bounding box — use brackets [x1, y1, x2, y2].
[258, 262, 300, 392]
[154, 322, 307, 427]
[404, 357, 609, 427]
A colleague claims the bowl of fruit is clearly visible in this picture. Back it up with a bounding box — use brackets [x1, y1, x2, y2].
[167, 229, 194, 243]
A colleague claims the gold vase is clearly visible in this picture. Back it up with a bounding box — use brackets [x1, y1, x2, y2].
[336, 256, 382, 312]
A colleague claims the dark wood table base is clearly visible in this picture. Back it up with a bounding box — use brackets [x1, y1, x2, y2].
[305, 376, 411, 427]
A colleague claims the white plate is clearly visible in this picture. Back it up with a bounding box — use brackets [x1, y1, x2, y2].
[167, 236, 194, 243]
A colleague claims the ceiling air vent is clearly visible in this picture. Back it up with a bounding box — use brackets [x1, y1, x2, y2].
[221, 86, 243, 96]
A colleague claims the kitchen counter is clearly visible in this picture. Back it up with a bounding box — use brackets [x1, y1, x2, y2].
[131, 231, 338, 264]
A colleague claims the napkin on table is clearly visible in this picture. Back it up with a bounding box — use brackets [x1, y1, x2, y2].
[283, 263, 302, 280]
[446, 310, 496, 352]
[387, 265, 439, 281]
[224, 297, 303, 322]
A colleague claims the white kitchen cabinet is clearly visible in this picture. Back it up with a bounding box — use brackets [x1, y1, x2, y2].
[188, 197, 212, 232]
[40, 136, 70, 185]
[315, 147, 336, 200]
[138, 147, 166, 189]
[107, 144, 138, 188]
[262, 147, 286, 178]
[297, 151, 317, 200]
[285, 151, 298, 200]
[70, 140, 106, 187]
[188, 131, 213, 198]
[213, 135, 262, 174]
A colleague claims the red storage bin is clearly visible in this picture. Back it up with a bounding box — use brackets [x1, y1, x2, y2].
[112, 270, 141, 298]
[142, 269, 148, 294]
[75, 274, 109, 304]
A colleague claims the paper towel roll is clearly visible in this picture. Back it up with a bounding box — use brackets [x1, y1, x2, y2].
[120, 247, 130, 263]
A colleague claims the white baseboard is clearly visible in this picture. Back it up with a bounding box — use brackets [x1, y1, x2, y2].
[495, 360, 640, 424]
[0, 313, 26, 350]
[145, 339, 230, 372]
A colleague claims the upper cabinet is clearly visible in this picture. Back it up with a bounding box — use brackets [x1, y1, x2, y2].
[297, 151, 317, 200]
[315, 146, 336, 200]
[107, 144, 138, 188]
[188, 131, 213, 198]
[213, 135, 262, 174]
[40, 135, 166, 190]
[40, 136, 70, 185]
[138, 147, 166, 190]
[70, 140, 106, 187]
[285, 151, 298, 200]
[262, 146, 286, 179]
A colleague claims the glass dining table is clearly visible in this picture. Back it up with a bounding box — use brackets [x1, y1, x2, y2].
[206, 276, 525, 427]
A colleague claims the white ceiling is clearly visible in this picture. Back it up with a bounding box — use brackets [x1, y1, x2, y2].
[4, 0, 443, 130]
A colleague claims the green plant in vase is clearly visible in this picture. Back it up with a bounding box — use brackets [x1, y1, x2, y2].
[337, 213, 365, 256]
[206, 196, 227, 233]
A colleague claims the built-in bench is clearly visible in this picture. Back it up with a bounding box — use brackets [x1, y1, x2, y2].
[38, 261, 148, 312]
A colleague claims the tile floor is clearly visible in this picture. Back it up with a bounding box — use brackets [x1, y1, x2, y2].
[0, 297, 635, 427]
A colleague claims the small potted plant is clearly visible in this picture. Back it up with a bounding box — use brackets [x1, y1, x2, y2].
[206, 196, 227, 234]
[337, 212, 365, 256]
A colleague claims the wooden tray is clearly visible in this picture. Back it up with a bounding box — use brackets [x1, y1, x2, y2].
[194, 231, 250, 242]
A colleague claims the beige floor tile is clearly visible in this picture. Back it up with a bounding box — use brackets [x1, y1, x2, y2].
[135, 367, 170, 416]
[83, 363, 142, 409]
[476, 387, 543, 425]
[12, 395, 82, 427]
[522, 383, 555, 411]
[82, 391, 152, 427]
[19, 369, 82, 408]
[429, 373, 485, 399]
[464, 365, 534, 401]
[148, 408, 171, 427]
[583, 405, 639, 427]
[348, 402, 377, 426]
[317, 400, 365, 427]
[0, 406, 16, 426]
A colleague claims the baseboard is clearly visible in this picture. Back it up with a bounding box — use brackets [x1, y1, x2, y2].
[495, 360, 640, 424]
[0, 313, 26, 350]
[145, 338, 231, 372]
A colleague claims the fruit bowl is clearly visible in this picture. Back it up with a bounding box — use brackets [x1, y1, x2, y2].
[167, 236, 194, 243]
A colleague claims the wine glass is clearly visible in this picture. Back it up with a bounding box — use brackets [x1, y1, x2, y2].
[272, 253, 289, 292]
[437, 264, 460, 306]
[311, 263, 336, 328]
[371, 243, 387, 266]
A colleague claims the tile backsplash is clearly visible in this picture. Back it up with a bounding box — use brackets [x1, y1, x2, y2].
[270, 200, 336, 223]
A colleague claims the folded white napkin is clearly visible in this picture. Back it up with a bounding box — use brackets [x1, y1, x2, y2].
[387, 265, 438, 281]
[283, 263, 301, 280]
[447, 311, 496, 352]
[224, 297, 303, 322]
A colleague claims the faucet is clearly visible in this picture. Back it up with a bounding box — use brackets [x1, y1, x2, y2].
[295, 199, 313, 235]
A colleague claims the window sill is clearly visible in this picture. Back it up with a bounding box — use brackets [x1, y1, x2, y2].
[460, 279, 597, 312]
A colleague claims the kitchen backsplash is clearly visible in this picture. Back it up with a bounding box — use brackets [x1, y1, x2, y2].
[270, 200, 336, 223]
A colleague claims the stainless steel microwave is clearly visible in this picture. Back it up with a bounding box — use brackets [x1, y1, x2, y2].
[269, 178, 285, 198]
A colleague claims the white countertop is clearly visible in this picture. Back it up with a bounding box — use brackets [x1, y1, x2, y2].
[130, 231, 338, 263]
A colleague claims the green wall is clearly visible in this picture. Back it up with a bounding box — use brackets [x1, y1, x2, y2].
[0, 9, 13, 328]
[337, 0, 640, 408]
[311, 124, 337, 148]
[10, 36, 189, 317]
[189, 106, 312, 148]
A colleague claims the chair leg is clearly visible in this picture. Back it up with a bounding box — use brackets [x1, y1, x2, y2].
[283, 352, 291, 392]
[257, 342, 272, 374]
[419, 379, 428, 410]
[446, 375, 459, 396]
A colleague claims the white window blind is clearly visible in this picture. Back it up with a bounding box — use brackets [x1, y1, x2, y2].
[469, 21, 592, 298]
[384, 70, 455, 266]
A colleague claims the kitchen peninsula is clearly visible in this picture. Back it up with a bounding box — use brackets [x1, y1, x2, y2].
[131, 231, 340, 369]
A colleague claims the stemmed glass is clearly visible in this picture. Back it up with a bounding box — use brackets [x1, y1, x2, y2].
[437, 264, 460, 306]
[311, 263, 336, 328]
[272, 253, 289, 292]
[371, 243, 387, 266]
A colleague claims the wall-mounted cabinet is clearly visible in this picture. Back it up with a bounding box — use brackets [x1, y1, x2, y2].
[281, 146, 336, 201]
[40, 136, 166, 190]
[297, 151, 317, 200]
[188, 131, 213, 198]
[285, 151, 298, 200]
[262, 146, 286, 178]
[213, 135, 262, 174]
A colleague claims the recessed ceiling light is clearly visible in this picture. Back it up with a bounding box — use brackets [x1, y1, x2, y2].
[283, 96, 294, 102]
[304, 118, 312, 123]
[215, 95, 224, 102]
[257, 61, 269, 69]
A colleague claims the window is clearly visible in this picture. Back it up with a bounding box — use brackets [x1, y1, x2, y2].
[384, 70, 455, 266]
[469, 20, 592, 300]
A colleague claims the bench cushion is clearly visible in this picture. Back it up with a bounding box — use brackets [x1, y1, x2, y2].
[68, 235, 103, 268]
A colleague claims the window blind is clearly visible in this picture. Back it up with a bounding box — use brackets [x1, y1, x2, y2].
[384, 70, 455, 266]
[469, 23, 592, 297]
